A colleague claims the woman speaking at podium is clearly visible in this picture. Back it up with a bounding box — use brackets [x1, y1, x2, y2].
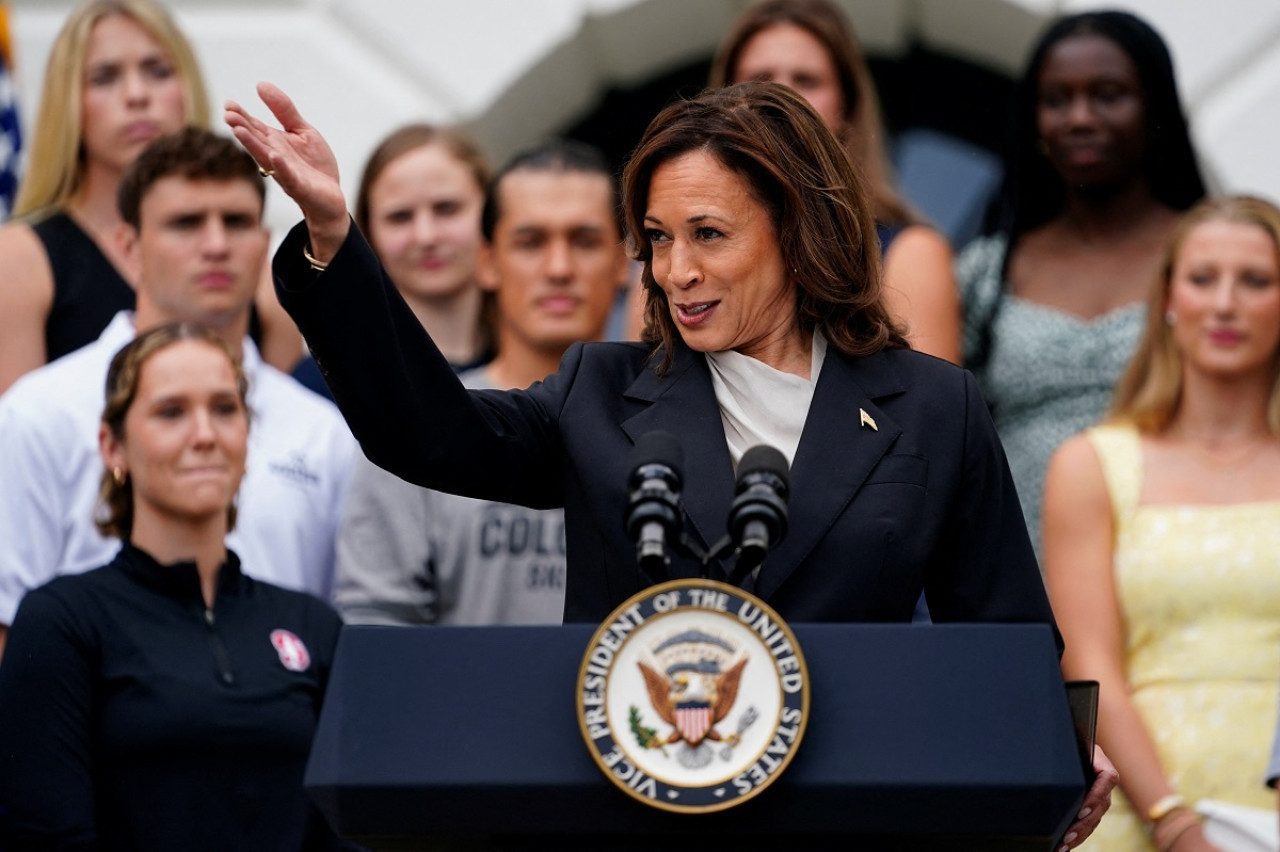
[228, 80, 1042, 627]
[228, 81, 1113, 845]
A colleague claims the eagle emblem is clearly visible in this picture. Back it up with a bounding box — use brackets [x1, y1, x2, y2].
[634, 629, 751, 768]
[577, 578, 809, 812]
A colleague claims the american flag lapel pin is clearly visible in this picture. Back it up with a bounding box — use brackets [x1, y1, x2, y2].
[859, 408, 878, 431]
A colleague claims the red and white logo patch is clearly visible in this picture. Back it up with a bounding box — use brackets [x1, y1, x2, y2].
[270, 629, 311, 672]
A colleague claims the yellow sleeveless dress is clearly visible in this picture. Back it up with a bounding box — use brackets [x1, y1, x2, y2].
[1086, 425, 1280, 850]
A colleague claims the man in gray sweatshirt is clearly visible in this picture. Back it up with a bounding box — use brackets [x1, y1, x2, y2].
[334, 140, 629, 624]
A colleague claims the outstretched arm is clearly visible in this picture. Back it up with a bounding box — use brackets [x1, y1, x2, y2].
[226, 83, 567, 510]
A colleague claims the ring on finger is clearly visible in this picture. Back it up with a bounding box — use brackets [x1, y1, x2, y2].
[258, 165, 275, 178]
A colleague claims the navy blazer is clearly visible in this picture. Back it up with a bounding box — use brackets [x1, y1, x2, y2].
[276, 223, 1053, 631]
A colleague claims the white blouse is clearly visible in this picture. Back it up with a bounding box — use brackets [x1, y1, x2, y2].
[705, 330, 827, 468]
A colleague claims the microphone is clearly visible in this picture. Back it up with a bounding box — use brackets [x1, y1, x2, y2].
[624, 431, 685, 581]
[728, 445, 790, 581]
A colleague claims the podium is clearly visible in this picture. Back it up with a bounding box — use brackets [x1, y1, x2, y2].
[306, 624, 1088, 850]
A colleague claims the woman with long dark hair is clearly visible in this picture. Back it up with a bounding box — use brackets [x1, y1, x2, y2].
[959, 10, 1206, 557]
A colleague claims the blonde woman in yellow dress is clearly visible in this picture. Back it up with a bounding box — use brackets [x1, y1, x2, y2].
[1044, 195, 1280, 852]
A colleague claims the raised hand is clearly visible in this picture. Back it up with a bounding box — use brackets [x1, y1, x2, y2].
[225, 82, 350, 260]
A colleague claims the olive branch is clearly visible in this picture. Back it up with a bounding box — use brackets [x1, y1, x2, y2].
[629, 705, 668, 755]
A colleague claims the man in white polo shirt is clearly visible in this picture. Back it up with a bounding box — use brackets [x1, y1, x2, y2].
[0, 128, 354, 656]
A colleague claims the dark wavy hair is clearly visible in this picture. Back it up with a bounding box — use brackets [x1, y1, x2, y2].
[623, 82, 907, 374]
[991, 9, 1206, 244]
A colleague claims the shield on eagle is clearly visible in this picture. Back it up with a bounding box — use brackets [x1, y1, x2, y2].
[674, 702, 713, 744]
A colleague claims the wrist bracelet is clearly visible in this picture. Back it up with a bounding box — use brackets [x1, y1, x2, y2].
[1154, 810, 1201, 852]
[303, 243, 330, 272]
[1147, 793, 1186, 822]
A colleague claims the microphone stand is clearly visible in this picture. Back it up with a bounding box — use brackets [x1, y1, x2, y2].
[660, 532, 739, 584]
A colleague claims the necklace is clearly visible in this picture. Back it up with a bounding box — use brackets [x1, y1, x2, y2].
[1177, 428, 1272, 473]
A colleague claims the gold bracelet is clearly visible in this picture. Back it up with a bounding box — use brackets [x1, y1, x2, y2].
[303, 243, 330, 272]
[1147, 793, 1186, 823]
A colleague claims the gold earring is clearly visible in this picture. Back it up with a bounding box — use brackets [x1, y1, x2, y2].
[112, 467, 126, 485]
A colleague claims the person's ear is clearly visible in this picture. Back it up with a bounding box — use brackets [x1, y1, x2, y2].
[476, 241, 500, 293]
[99, 422, 126, 481]
[118, 224, 142, 283]
[1162, 289, 1176, 327]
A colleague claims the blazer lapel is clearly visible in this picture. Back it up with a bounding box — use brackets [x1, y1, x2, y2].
[621, 345, 736, 578]
[754, 349, 905, 599]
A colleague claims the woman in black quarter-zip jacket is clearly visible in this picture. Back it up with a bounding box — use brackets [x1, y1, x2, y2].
[0, 322, 350, 852]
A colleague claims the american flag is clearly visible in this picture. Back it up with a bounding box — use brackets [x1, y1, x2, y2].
[0, 2, 22, 222]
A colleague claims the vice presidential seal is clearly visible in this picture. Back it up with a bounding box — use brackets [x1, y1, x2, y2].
[576, 579, 808, 813]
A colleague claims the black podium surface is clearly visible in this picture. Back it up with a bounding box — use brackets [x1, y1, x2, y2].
[306, 624, 1086, 850]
